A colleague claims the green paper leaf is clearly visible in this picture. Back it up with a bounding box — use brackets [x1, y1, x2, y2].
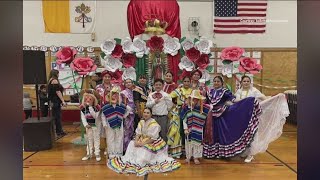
[180, 37, 186, 43]
[193, 38, 199, 44]
[114, 38, 122, 44]
[205, 80, 211, 86]
[222, 60, 232, 65]
[226, 83, 232, 92]
[206, 66, 213, 72]
[100, 52, 106, 59]
[180, 49, 185, 57]
[72, 83, 80, 90]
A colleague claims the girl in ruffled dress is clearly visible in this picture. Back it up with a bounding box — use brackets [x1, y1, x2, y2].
[121, 79, 136, 152]
[167, 76, 193, 158]
[234, 75, 290, 163]
[203, 76, 262, 158]
[107, 108, 181, 177]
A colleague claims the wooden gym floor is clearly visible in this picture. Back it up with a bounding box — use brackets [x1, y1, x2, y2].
[23, 123, 297, 180]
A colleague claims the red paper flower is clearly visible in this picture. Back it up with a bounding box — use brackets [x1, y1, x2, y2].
[186, 47, 201, 62]
[70, 57, 97, 75]
[110, 70, 123, 84]
[220, 46, 245, 61]
[180, 69, 192, 80]
[122, 53, 137, 68]
[239, 57, 262, 74]
[195, 54, 209, 70]
[147, 36, 164, 52]
[111, 44, 124, 58]
[152, 92, 163, 99]
[56, 47, 77, 65]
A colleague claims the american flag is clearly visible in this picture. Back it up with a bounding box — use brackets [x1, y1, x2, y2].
[213, 0, 268, 34]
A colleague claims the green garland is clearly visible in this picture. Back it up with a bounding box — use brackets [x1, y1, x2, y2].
[134, 55, 148, 82]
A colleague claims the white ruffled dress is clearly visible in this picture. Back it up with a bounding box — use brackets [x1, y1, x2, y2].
[107, 118, 181, 176]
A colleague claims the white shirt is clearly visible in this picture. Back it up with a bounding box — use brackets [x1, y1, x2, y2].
[146, 90, 173, 116]
[80, 106, 99, 127]
[235, 86, 266, 102]
[23, 98, 32, 110]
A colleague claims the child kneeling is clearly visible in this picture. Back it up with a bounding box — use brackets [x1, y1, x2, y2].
[107, 108, 181, 176]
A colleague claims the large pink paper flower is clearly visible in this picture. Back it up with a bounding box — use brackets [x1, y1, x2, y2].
[220, 46, 245, 61]
[56, 47, 77, 65]
[70, 57, 97, 75]
[239, 57, 262, 74]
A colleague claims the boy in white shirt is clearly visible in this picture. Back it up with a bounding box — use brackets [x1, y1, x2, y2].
[146, 79, 173, 142]
[23, 92, 33, 119]
[80, 90, 101, 162]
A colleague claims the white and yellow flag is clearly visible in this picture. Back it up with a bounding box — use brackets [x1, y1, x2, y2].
[42, 0, 96, 33]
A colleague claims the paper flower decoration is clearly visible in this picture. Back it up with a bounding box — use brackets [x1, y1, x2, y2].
[101, 39, 116, 55]
[163, 37, 181, 56]
[239, 57, 262, 74]
[220, 46, 245, 61]
[56, 46, 77, 65]
[70, 57, 97, 75]
[179, 56, 195, 71]
[195, 38, 213, 54]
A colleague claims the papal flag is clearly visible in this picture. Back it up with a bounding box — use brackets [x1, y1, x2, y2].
[42, 0, 96, 33]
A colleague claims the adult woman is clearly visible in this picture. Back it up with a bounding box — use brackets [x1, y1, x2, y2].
[190, 69, 208, 96]
[203, 76, 261, 158]
[234, 75, 290, 163]
[168, 76, 193, 158]
[47, 69, 66, 136]
[163, 71, 178, 94]
[121, 78, 136, 152]
[107, 108, 181, 177]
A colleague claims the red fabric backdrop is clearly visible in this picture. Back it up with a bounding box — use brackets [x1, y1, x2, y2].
[127, 0, 181, 39]
[127, 0, 181, 82]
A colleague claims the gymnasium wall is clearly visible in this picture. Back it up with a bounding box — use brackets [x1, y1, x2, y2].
[23, 0, 297, 103]
[23, 0, 297, 47]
